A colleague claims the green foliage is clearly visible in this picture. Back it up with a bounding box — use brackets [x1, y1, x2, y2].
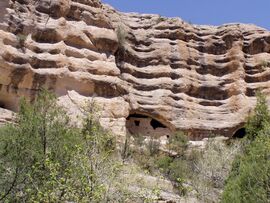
[0, 90, 120, 202]
[147, 136, 160, 156]
[157, 156, 190, 196]
[156, 15, 166, 23]
[245, 91, 270, 140]
[168, 158, 190, 181]
[155, 155, 173, 174]
[129, 134, 161, 172]
[222, 92, 270, 203]
[116, 24, 127, 50]
[129, 129, 243, 200]
[189, 139, 242, 202]
[260, 60, 269, 70]
[132, 132, 190, 196]
[167, 131, 189, 155]
[133, 133, 145, 146]
[16, 33, 27, 50]
[115, 23, 128, 66]
[121, 134, 132, 162]
[221, 134, 270, 203]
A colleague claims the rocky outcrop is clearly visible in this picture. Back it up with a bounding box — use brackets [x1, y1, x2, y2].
[0, 0, 270, 139]
[0, 107, 14, 126]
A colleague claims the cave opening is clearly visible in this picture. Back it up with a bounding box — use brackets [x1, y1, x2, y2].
[232, 128, 246, 138]
[150, 119, 166, 129]
[126, 113, 172, 138]
[0, 102, 4, 108]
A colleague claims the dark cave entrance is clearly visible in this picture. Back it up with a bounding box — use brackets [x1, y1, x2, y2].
[0, 102, 5, 108]
[150, 119, 167, 129]
[126, 113, 171, 138]
[232, 128, 246, 138]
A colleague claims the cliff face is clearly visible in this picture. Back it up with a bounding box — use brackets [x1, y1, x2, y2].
[0, 0, 270, 139]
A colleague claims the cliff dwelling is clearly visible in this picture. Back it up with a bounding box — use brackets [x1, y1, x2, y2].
[126, 113, 172, 138]
[0, 0, 269, 139]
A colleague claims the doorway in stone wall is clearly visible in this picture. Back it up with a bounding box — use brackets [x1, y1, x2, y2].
[126, 113, 172, 139]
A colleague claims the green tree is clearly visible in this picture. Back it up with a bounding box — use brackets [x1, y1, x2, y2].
[246, 91, 270, 141]
[221, 133, 270, 203]
[0, 90, 121, 202]
[221, 92, 270, 203]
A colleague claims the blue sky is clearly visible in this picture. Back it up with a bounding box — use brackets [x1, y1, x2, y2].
[101, 0, 270, 30]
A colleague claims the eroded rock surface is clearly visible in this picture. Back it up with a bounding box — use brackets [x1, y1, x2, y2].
[0, 107, 14, 126]
[0, 0, 270, 139]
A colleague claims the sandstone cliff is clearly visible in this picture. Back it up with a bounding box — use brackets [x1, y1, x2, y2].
[0, 0, 270, 139]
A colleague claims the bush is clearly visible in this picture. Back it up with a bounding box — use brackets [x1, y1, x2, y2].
[167, 131, 189, 156]
[130, 132, 191, 196]
[156, 15, 166, 23]
[169, 158, 190, 180]
[121, 133, 131, 162]
[221, 92, 270, 203]
[260, 60, 269, 70]
[147, 136, 160, 156]
[190, 139, 242, 202]
[245, 91, 270, 141]
[155, 155, 173, 174]
[221, 134, 270, 203]
[116, 24, 127, 50]
[16, 33, 27, 51]
[0, 90, 121, 202]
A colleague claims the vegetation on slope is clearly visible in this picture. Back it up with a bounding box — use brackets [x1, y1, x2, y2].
[221, 92, 270, 203]
[126, 92, 270, 202]
[0, 90, 123, 202]
[124, 132, 242, 202]
[0, 89, 269, 202]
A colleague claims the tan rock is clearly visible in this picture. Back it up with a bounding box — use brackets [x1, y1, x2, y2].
[0, 107, 14, 126]
[0, 0, 270, 140]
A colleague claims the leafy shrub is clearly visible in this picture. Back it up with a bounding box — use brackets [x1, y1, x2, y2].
[116, 24, 127, 50]
[121, 133, 132, 162]
[221, 92, 270, 203]
[0, 90, 122, 202]
[260, 60, 269, 70]
[155, 155, 173, 174]
[169, 158, 190, 181]
[156, 15, 166, 23]
[190, 139, 243, 202]
[222, 134, 270, 203]
[16, 33, 27, 50]
[245, 91, 270, 140]
[167, 131, 189, 155]
[147, 136, 160, 156]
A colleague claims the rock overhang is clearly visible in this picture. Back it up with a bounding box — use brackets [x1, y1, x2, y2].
[0, 0, 269, 140]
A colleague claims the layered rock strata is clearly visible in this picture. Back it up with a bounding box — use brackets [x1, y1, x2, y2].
[0, 0, 270, 139]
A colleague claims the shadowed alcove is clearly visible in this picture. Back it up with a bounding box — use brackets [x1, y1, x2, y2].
[232, 128, 246, 138]
[126, 113, 172, 138]
[0, 101, 5, 108]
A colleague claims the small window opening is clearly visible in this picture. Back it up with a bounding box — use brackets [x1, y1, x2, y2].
[134, 120, 140, 126]
[233, 128, 246, 138]
[150, 119, 166, 130]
